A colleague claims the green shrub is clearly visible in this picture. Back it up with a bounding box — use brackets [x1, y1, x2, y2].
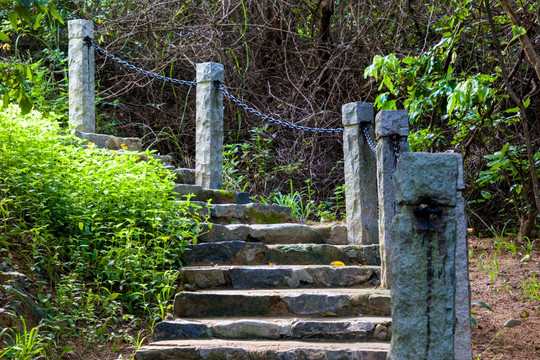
[0, 106, 204, 353]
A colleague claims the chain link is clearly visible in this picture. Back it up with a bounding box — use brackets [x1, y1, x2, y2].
[361, 126, 377, 153]
[84, 37, 198, 87]
[85, 37, 343, 134]
[392, 135, 402, 163]
[215, 83, 343, 134]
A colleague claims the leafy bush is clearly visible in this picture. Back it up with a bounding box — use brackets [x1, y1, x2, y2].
[0, 106, 204, 354]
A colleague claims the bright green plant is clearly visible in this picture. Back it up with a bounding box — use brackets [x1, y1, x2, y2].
[0, 317, 49, 359]
[520, 272, 540, 302]
[260, 179, 315, 222]
[0, 105, 205, 353]
[0, 0, 64, 114]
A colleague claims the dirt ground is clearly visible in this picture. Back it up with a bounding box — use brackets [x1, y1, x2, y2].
[469, 236, 540, 360]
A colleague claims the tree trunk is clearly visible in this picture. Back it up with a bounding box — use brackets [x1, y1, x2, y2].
[517, 211, 537, 240]
[316, 0, 334, 95]
[499, 0, 540, 82]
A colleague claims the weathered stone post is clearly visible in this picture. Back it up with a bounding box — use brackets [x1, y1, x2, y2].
[341, 102, 378, 245]
[68, 19, 95, 133]
[196, 63, 224, 189]
[375, 110, 409, 288]
[389, 152, 458, 360]
[453, 153, 473, 360]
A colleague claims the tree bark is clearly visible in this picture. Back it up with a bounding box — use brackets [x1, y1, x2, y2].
[485, 0, 540, 217]
[499, 0, 540, 82]
[316, 0, 334, 94]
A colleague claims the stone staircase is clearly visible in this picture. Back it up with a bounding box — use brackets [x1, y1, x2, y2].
[75, 132, 392, 359]
[135, 186, 392, 359]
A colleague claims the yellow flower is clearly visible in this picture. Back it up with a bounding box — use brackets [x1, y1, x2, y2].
[87, 141, 95, 148]
[2, 43, 10, 51]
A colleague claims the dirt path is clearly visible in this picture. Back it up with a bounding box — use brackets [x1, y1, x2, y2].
[469, 236, 540, 359]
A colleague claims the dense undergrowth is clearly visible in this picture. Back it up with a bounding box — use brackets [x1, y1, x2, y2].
[0, 106, 204, 358]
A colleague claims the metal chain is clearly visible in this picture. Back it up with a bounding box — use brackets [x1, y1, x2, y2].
[392, 135, 401, 162]
[215, 82, 343, 134]
[84, 37, 197, 87]
[361, 126, 377, 153]
[85, 37, 343, 134]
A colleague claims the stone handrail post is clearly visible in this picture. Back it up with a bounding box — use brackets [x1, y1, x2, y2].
[375, 110, 410, 288]
[341, 102, 378, 245]
[195, 63, 224, 189]
[68, 19, 95, 133]
[453, 153, 473, 360]
[389, 152, 458, 359]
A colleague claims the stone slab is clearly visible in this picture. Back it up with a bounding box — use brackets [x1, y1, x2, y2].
[174, 289, 390, 317]
[173, 184, 237, 204]
[197, 223, 347, 245]
[178, 202, 293, 225]
[152, 317, 391, 342]
[135, 340, 389, 360]
[181, 265, 379, 290]
[153, 320, 209, 341]
[182, 241, 380, 266]
[174, 168, 195, 185]
[75, 131, 143, 151]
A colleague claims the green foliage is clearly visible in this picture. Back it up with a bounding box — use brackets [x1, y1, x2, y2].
[520, 272, 540, 302]
[0, 106, 204, 355]
[0, 0, 65, 114]
[0, 317, 49, 359]
[364, 12, 499, 151]
[223, 125, 276, 192]
[260, 180, 315, 222]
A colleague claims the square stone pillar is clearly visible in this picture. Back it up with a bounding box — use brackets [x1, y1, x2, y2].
[389, 152, 458, 360]
[68, 19, 95, 133]
[452, 153, 473, 360]
[341, 102, 378, 245]
[375, 110, 409, 288]
[196, 62, 224, 189]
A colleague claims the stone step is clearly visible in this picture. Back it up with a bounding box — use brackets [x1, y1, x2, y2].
[74, 130, 142, 151]
[174, 289, 390, 318]
[173, 184, 239, 204]
[182, 241, 380, 266]
[181, 265, 380, 290]
[198, 223, 347, 245]
[153, 316, 391, 342]
[173, 184, 251, 205]
[135, 339, 389, 360]
[179, 202, 293, 224]
[173, 168, 195, 185]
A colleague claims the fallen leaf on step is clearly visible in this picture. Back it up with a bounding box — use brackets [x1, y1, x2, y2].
[323, 312, 338, 317]
[330, 261, 345, 267]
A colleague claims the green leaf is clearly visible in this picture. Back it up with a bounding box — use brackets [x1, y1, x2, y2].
[512, 26, 526, 37]
[380, 100, 397, 110]
[523, 97, 530, 108]
[0, 31, 9, 41]
[504, 106, 519, 113]
[19, 95, 33, 115]
[472, 301, 494, 312]
[9, 12, 18, 30]
[33, 12, 43, 30]
[50, 6, 64, 25]
[78, 222, 84, 231]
